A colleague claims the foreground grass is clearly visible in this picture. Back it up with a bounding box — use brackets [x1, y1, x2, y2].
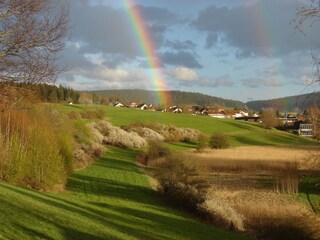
[56, 104, 316, 147]
[0, 147, 247, 240]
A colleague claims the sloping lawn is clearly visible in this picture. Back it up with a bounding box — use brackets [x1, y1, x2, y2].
[56, 104, 316, 147]
[0, 147, 248, 240]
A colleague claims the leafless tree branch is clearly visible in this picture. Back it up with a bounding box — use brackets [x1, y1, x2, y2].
[0, 0, 69, 110]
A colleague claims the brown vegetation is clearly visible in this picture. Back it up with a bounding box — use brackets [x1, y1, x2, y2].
[208, 132, 229, 149]
[149, 146, 320, 239]
[0, 107, 71, 191]
[155, 155, 208, 213]
[0, 0, 69, 110]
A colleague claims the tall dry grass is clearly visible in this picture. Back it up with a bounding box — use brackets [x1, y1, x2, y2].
[0, 108, 68, 191]
[188, 146, 317, 173]
[209, 189, 320, 240]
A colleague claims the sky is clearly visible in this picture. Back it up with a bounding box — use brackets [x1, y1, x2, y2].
[57, 0, 320, 102]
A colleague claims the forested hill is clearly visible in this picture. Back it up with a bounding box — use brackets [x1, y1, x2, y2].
[90, 89, 245, 108]
[247, 92, 320, 112]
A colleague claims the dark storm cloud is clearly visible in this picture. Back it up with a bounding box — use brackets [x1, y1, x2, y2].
[68, 1, 179, 60]
[161, 51, 203, 68]
[58, 44, 95, 70]
[193, 0, 319, 58]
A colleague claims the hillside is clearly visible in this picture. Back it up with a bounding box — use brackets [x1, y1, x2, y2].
[58, 104, 315, 147]
[90, 89, 245, 108]
[247, 92, 320, 112]
[0, 147, 247, 240]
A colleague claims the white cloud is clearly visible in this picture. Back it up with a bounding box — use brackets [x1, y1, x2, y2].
[242, 78, 284, 88]
[170, 67, 199, 81]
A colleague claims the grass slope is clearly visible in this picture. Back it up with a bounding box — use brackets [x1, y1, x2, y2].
[0, 147, 247, 240]
[58, 104, 316, 147]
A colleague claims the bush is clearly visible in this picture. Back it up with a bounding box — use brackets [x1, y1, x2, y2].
[125, 121, 201, 143]
[73, 122, 105, 169]
[209, 132, 229, 149]
[196, 134, 207, 152]
[156, 155, 208, 212]
[68, 111, 82, 120]
[261, 108, 277, 130]
[0, 108, 67, 191]
[136, 142, 170, 165]
[92, 121, 148, 148]
[128, 127, 165, 143]
[81, 108, 106, 119]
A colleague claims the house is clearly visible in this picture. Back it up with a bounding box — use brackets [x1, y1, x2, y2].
[146, 104, 156, 111]
[129, 102, 138, 108]
[207, 110, 227, 119]
[169, 106, 182, 113]
[293, 121, 314, 137]
[235, 116, 260, 122]
[223, 109, 249, 119]
[279, 113, 299, 125]
[114, 102, 124, 107]
[137, 103, 148, 110]
[172, 108, 182, 113]
[192, 106, 209, 115]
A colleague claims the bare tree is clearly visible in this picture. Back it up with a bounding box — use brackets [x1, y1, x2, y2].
[0, 0, 69, 110]
[306, 105, 320, 138]
[294, 0, 320, 84]
[78, 92, 93, 106]
[261, 108, 277, 130]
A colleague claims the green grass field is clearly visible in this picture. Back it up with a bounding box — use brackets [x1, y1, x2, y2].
[57, 104, 316, 147]
[0, 147, 248, 240]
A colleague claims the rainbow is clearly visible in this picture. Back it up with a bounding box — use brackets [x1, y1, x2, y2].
[124, 0, 171, 106]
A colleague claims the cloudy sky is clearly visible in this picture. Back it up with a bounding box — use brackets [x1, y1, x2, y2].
[58, 0, 319, 102]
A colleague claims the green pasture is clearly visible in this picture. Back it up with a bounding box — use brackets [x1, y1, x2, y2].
[56, 104, 316, 147]
[0, 148, 247, 240]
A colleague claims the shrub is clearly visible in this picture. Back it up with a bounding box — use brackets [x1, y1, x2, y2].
[81, 108, 106, 119]
[73, 122, 105, 169]
[44, 108, 75, 175]
[128, 127, 165, 143]
[125, 121, 201, 143]
[209, 132, 229, 149]
[68, 111, 82, 120]
[136, 142, 170, 165]
[196, 134, 207, 152]
[92, 121, 148, 148]
[156, 155, 209, 212]
[0, 108, 67, 191]
[261, 107, 277, 130]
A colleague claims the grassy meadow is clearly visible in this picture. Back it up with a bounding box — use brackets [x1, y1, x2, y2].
[0, 103, 319, 239]
[0, 147, 247, 240]
[56, 104, 316, 147]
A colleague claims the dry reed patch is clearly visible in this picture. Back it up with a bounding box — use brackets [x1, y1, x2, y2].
[209, 188, 320, 240]
[193, 146, 312, 162]
[190, 146, 317, 172]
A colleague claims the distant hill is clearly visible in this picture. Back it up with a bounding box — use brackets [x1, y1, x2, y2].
[247, 92, 320, 112]
[90, 89, 245, 108]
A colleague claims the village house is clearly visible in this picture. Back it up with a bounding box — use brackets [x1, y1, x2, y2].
[293, 121, 314, 137]
[114, 102, 125, 107]
[137, 103, 148, 110]
[207, 109, 227, 119]
[169, 106, 183, 113]
[129, 102, 138, 108]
